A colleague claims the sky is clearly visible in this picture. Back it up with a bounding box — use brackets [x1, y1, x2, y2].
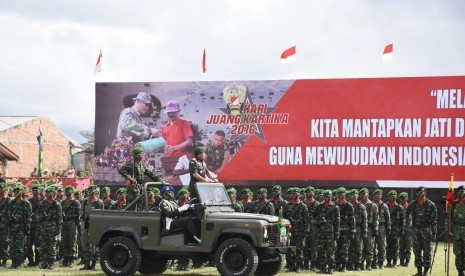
[0, 0, 464, 144]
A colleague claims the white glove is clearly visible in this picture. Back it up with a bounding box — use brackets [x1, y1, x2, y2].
[178, 204, 190, 212]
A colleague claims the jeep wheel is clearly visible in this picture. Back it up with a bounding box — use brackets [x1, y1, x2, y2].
[254, 254, 285, 275]
[215, 238, 258, 276]
[138, 250, 169, 274]
[100, 236, 141, 276]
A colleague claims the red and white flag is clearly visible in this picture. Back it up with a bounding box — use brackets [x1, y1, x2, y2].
[94, 49, 103, 75]
[281, 46, 296, 64]
[202, 48, 207, 74]
[382, 43, 393, 63]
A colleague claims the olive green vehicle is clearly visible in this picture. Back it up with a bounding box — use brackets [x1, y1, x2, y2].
[89, 182, 294, 276]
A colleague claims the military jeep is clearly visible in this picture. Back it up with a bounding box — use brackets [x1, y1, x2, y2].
[89, 182, 294, 276]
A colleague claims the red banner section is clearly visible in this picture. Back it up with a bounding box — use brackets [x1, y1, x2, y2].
[220, 76, 465, 181]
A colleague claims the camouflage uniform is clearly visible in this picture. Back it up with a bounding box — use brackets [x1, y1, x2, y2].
[335, 187, 355, 272]
[36, 186, 63, 269]
[240, 188, 254, 213]
[314, 190, 340, 274]
[386, 190, 405, 267]
[450, 186, 465, 276]
[406, 187, 437, 276]
[111, 188, 128, 210]
[248, 188, 274, 216]
[283, 188, 309, 272]
[74, 190, 83, 263]
[303, 186, 319, 270]
[60, 186, 81, 267]
[0, 182, 11, 266]
[227, 188, 243, 212]
[360, 188, 379, 271]
[80, 187, 104, 270]
[118, 148, 162, 210]
[372, 189, 391, 269]
[271, 185, 287, 216]
[25, 184, 42, 266]
[116, 99, 152, 143]
[399, 192, 413, 266]
[7, 184, 32, 269]
[188, 151, 213, 199]
[100, 187, 115, 210]
[348, 189, 367, 271]
[205, 138, 230, 172]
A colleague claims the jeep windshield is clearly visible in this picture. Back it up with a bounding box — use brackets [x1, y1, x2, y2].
[196, 183, 230, 206]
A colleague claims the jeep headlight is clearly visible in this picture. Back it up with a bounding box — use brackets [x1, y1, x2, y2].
[263, 226, 268, 239]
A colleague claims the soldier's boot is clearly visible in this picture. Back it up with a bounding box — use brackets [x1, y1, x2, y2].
[327, 266, 334, 274]
[405, 258, 410, 267]
[354, 264, 361, 271]
[47, 260, 55, 270]
[68, 257, 74, 268]
[340, 263, 346, 272]
[311, 263, 318, 271]
[60, 257, 68, 267]
[90, 260, 97, 270]
[378, 261, 384, 269]
[422, 266, 430, 276]
[414, 266, 422, 276]
[372, 261, 377, 269]
[77, 258, 84, 265]
[366, 263, 372, 271]
[400, 259, 405, 266]
[303, 260, 310, 270]
[295, 263, 301, 273]
[79, 261, 91, 270]
[317, 265, 327, 274]
[26, 257, 34, 267]
[386, 259, 392, 267]
[393, 259, 398, 268]
[1, 259, 7, 267]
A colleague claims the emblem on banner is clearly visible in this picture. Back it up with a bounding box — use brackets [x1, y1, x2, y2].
[223, 83, 246, 116]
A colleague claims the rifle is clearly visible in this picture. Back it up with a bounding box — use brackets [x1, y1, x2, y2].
[9, 201, 21, 223]
[62, 200, 77, 220]
[39, 200, 56, 222]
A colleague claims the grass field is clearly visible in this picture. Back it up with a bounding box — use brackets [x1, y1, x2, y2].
[0, 243, 457, 275]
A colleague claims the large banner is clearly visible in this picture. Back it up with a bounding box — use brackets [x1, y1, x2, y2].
[94, 77, 465, 185]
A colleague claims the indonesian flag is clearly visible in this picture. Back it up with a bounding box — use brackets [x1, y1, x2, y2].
[202, 48, 207, 74]
[382, 43, 393, 63]
[94, 49, 103, 75]
[446, 173, 455, 211]
[281, 46, 296, 64]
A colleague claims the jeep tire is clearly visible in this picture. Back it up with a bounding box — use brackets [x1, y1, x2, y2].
[215, 238, 258, 276]
[99, 236, 141, 276]
[254, 253, 285, 275]
[138, 250, 169, 274]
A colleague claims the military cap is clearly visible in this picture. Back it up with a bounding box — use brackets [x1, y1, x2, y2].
[272, 185, 282, 191]
[258, 188, 267, 194]
[57, 188, 64, 193]
[101, 187, 111, 193]
[387, 190, 397, 196]
[306, 186, 315, 192]
[241, 188, 251, 194]
[45, 186, 56, 193]
[153, 187, 160, 194]
[323, 190, 332, 196]
[332, 189, 338, 195]
[315, 189, 323, 195]
[347, 189, 357, 195]
[290, 188, 300, 193]
[116, 188, 127, 194]
[194, 147, 206, 155]
[14, 184, 26, 191]
[372, 189, 383, 196]
[286, 187, 293, 194]
[359, 188, 369, 194]
[337, 187, 347, 193]
[31, 183, 40, 190]
[398, 192, 408, 198]
[39, 185, 45, 191]
[160, 185, 174, 193]
[0, 182, 7, 189]
[74, 190, 82, 196]
[133, 147, 144, 155]
[64, 186, 76, 192]
[226, 187, 237, 195]
[133, 91, 152, 104]
[178, 188, 188, 196]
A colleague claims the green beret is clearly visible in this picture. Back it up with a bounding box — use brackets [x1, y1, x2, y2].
[315, 189, 323, 195]
[286, 187, 293, 194]
[116, 188, 126, 194]
[89, 185, 99, 191]
[45, 186, 56, 193]
[64, 186, 75, 192]
[0, 182, 7, 189]
[227, 187, 237, 195]
[332, 189, 338, 195]
[133, 147, 144, 155]
[272, 185, 281, 191]
[306, 186, 315, 192]
[241, 188, 251, 194]
[291, 188, 300, 193]
[387, 190, 397, 196]
[346, 189, 355, 195]
[101, 187, 111, 193]
[194, 147, 206, 155]
[258, 188, 267, 194]
[153, 187, 160, 194]
[178, 188, 188, 196]
[372, 189, 383, 196]
[31, 184, 40, 190]
[74, 190, 82, 196]
[359, 188, 369, 194]
[39, 185, 45, 191]
[351, 189, 359, 194]
[14, 184, 26, 191]
[399, 192, 408, 198]
[337, 187, 346, 193]
[324, 190, 332, 196]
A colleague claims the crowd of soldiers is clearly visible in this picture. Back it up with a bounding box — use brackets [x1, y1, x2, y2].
[0, 179, 464, 276]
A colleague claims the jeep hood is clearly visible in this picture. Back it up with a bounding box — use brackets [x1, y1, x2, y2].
[207, 212, 279, 223]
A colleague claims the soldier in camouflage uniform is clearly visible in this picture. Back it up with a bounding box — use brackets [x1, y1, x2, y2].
[284, 188, 309, 272]
[60, 186, 81, 268]
[227, 187, 243, 212]
[386, 190, 405, 268]
[100, 187, 115, 210]
[205, 130, 230, 175]
[315, 190, 340, 274]
[348, 189, 367, 271]
[25, 184, 42, 267]
[80, 185, 104, 270]
[335, 187, 355, 272]
[74, 190, 83, 264]
[398, 192, 412, 267]
[271, 185, 287, 216]
[240, 188, 254, 213]
[112, 188, 128, 210]
[7, 184, 32, 269]
[449, 185, 465, 276]
[36, 186, 62, 270]
[316, 189, 324, 203]
[145, 187, 160, 211]
[248, 188, 274, 215]
[359, 188, 378, 271]
[303, 186, 319, 270]
[372, 188, 390, 269]
[118, 147, 163, 210]
[189, 147, 218, 200]
[0, 182, 11, 267]
[406, 186, 437, 276]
